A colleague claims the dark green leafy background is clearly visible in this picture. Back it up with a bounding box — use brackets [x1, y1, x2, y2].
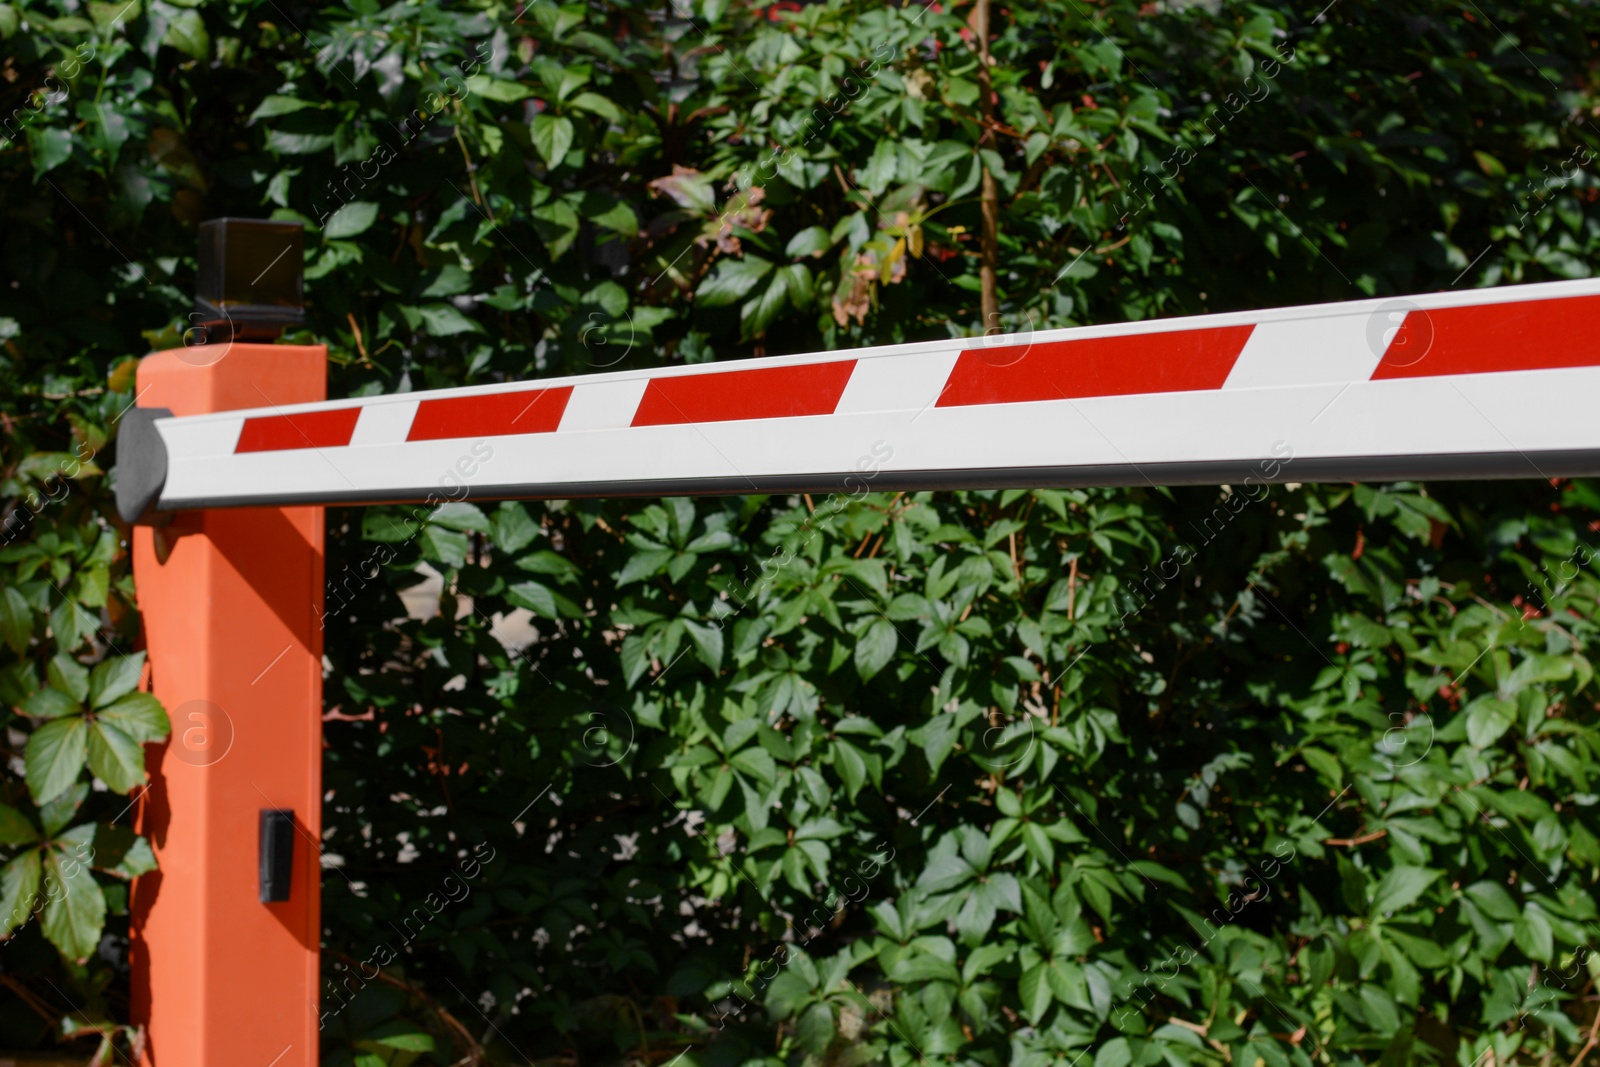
[3, 0, 1600, 1064]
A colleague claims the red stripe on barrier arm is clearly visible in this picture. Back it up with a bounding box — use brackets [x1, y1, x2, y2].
[631, 361, 857, 426]
[235, 408, 361, 452]
[1373, 294, 1600, 379]
[935, 325, 1255, 407]
[408, 386, 574, 441]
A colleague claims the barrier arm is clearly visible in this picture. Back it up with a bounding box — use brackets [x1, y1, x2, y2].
[118, 277, 1600, 525]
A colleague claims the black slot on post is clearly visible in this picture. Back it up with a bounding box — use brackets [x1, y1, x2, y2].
[259, 809, 295, 903]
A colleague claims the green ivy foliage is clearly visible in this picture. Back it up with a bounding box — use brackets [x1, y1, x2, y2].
[3, 0, 1600, 1063]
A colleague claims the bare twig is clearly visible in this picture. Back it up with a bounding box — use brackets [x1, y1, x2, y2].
[333, 952, 485, 1064]
[0, 973, 60, 1026]
[1568, 996, 1600, 1067]
[973, 0, 999, 330]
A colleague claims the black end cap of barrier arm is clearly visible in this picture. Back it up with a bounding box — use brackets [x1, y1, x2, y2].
[113, 407, 173, 526]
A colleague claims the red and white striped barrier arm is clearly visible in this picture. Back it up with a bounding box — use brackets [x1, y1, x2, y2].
[115, 279, 1600, 522]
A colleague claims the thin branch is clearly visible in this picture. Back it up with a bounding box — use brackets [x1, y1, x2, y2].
[0, 973, 61, 1026]
[1568, 996, 1600, 1067]
[333, 952, 484, 1064]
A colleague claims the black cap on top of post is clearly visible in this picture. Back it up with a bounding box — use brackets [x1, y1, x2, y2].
[195, 218, 305, 343]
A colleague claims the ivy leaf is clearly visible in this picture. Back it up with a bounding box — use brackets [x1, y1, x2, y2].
[516, 550, 581, 579]
[1466, 696, 1517, 749]
[324, 201, 380, 240]
[733, 748, 778, 788]
[0, 803, 38, 845]
[619, 635, 651, 688]
[60, 823, 156, 879]
[417, 304, 482, 337]
[854, 619, 897, 681]
[98, 693, 170, 744]
[780, 844, 810, 893]
[362, 510, 421, 542]
[1019, 961, 1053, 1023]
[955, 886, 1000, 942]
[1513, 907, 1555, 962]
[429, 502, 491, 533]
[795, 1002, 833, 1054]
[913, 712, 963, 776]
[40, 846, 105, 962]
[89, 652, 145, 710]
[362, 1022, 436, 1051]
[26, 127, 73, 178]
[25, 717, 89, 805]
[87, 721, 147, 794]
[492, 503, 540, 554]
[777, 263, 814, 308]
[917, 851, 976, 894]
[163, 9, 210, 60]
[1095, 1038, 1134, 1067]
[47, 654, 89, 703]
[506, 580, 581, 620]
[266, 129, 335, 154]
[531, 114, 576, 168]
[21, 686, 81, 720]
[832, 739, 867, 800]
[685, 529, 736, 554]
[1045, 958, 1086, 1007]
[420, 526, 470, 569]
[696, 258, 772, 309]
[888, 951, 959, 984]
[532, 199, 580, 259]
[1463, 880, 1519, 921]
[49, 598, 91, 652]
[590, 199, 639, 236]
[618, 549, 674, 586]
[683, 618, 724, 670]
[706, 765, 735, 811]
[952, 874, 1021, 943]
[1370, 866, 1441, 916]
[569, 92, 623, 122]
[740, 270, 790, 339]
[0, 850, 41, 938]
[39, 783, 88, 838]
[0, 586, 31, 654]
[1473, 150, 1507, 178]
[785, 226, 833, 259]
[78, 566, 111, 609]
[466, 76, 533, 102]
[248, 95, 318, 122]
[88, 0, 136, 33]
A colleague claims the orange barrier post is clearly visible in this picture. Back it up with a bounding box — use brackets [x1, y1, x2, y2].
[129, 342, 326, 1067]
